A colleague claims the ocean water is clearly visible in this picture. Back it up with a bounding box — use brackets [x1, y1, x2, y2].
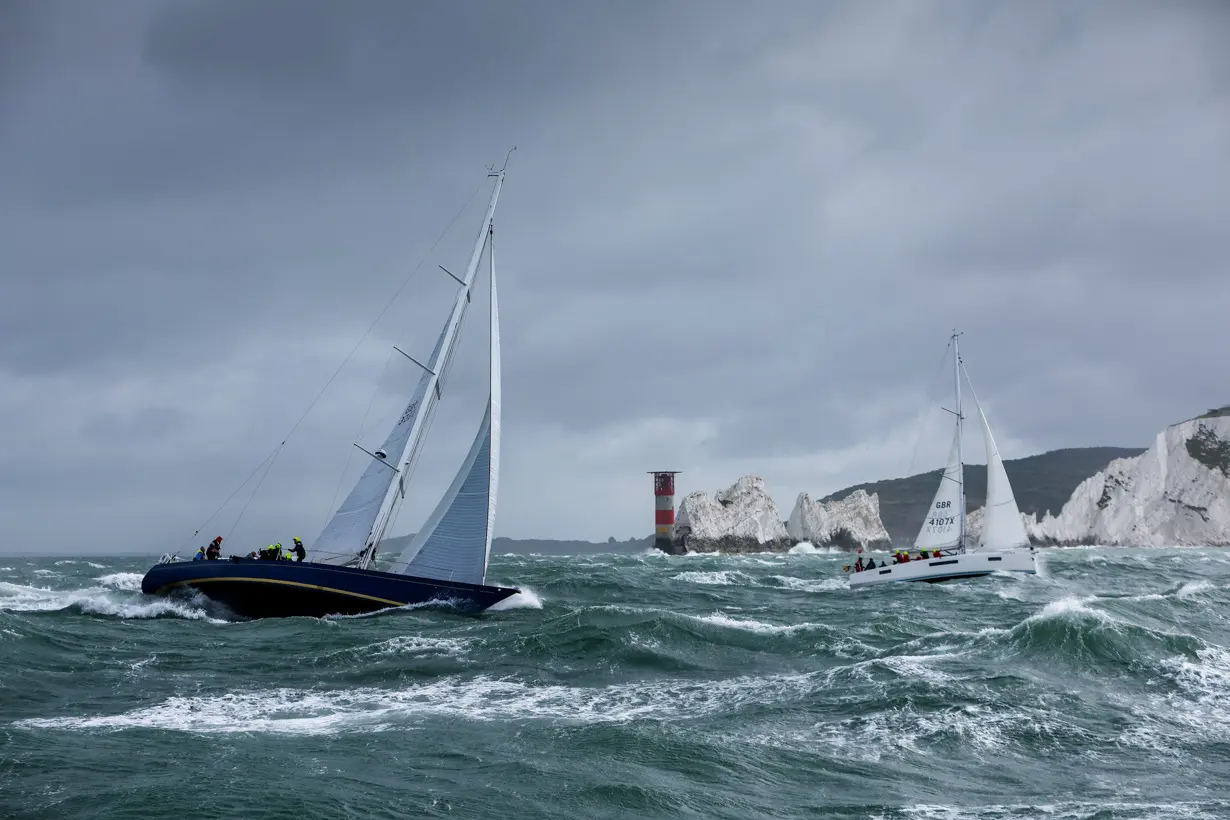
[1, 547, 1227, 819]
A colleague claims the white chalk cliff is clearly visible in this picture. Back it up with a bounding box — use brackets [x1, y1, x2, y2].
[674, 475, 895, 553]
[966, 414, 1230, 547]
[675, 475, 791, 552]
[787, 490, 892, 550]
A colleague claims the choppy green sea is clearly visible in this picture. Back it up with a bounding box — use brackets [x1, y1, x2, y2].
[2, 547, 1228, 819]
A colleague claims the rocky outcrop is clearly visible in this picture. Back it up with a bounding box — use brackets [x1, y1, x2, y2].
[674, 475, 793, 553]
[786, 489, 892, 551]
[966, 414, 1230, 547]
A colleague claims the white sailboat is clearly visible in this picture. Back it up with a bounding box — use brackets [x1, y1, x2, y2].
[849, 332, 1038, 587]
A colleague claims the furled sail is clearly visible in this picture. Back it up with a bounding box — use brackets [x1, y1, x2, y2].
[304, 171, 505, 565]
[914, 425, 965, 551]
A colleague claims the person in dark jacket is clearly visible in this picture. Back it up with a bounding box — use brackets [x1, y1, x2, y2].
[291, 537, 306, 562]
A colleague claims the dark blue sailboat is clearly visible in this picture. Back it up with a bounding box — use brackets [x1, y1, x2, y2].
[142, 161, 519, 618]
[139, 559, 518, 618]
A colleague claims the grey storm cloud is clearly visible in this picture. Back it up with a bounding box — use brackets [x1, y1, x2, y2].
[1, 0, 1228, 555]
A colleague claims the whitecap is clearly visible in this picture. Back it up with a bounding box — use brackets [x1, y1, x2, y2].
[0, 580, 221, 623]
[13, 670, 823, 735]
[687, 612, 823, 635]
[96, 573, 143, 591]
[671, 570, 750, 586]
[770, 575, 845, 593]
[488, 586, 543, 611]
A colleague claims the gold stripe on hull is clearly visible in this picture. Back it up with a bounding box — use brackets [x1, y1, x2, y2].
[158, 576, 405, 607]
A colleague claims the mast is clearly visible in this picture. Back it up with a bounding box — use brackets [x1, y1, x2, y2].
[387, 176, 503, 582]
[353, 170, 506, 569]
[952, 329, 966, 553]
[484, 210, 496, 584]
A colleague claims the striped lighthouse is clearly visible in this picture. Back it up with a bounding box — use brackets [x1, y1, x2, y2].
[649, 471, 683, 555]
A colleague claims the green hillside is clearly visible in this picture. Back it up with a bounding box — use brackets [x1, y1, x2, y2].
[823, 446, 1144, 546]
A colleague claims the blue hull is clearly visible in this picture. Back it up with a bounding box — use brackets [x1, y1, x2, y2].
[140, 559, 519, 619]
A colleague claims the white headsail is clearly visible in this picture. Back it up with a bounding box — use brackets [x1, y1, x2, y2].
[914, 426, 965, 551]
[967, 380, 1030, 551]
[305, 170, 506, 566]
[389, 231, 501, 583]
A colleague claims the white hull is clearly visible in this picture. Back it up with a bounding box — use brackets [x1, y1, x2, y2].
[848, 548, 1037, 587]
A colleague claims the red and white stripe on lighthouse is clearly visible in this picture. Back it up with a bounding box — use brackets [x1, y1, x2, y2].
[649, 471, 681, 553]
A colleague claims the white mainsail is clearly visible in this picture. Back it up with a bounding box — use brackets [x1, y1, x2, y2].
[914, 426, 965, 551]
[304, 333, 442, 566]
[304, 169, 506, 568]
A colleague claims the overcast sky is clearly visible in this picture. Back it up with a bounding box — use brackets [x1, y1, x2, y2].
[2, 0, 1228, 555]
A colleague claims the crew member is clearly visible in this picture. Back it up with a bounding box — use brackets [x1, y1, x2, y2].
[291, 537, 306, 562]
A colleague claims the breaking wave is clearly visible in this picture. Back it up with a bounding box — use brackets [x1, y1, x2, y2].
[0, 577, 219, 622]
[3, 548, 1228, 819]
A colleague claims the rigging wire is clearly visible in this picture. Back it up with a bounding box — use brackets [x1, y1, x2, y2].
[189, 177, 491, 548]
[385, 365, 446, 539]
[227, 439, 285, 541]
[383, 229, 493, 571]
[314, 178, 491, 536]
[958, 360, 987, 426]
[380, 228, 492, 561]
[183, 444, 282, 549]
[902, 337, 958, 481]
[320, 355, 396, 536]
[381, 389, 445, 571]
